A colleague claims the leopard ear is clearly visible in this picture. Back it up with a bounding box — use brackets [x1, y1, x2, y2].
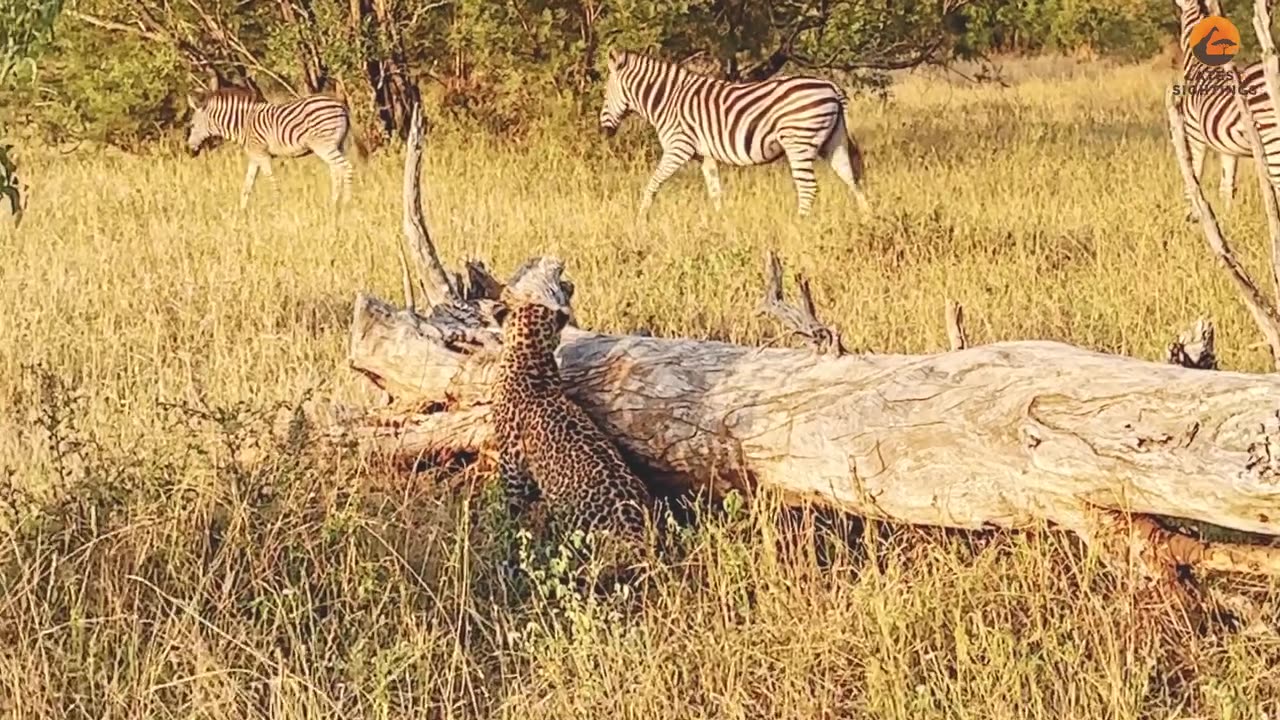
[554, 308, 572, 330]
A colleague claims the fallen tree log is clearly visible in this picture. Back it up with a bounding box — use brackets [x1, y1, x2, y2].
[349, 290, 1280, 538]
[331, 101, 1280, 584]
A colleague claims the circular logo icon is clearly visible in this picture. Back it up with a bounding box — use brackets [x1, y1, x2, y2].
[1189, 16, 1241, 66]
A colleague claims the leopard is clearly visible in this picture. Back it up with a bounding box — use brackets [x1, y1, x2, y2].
[490, 273, 659, 577]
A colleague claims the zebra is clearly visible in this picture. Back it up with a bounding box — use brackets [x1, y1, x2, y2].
[598, 49, 869, 218]
[1173, 0, 1280, 220]
[185, 88, 360, 212]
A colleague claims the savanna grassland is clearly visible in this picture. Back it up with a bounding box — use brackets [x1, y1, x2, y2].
[3, 56, 1280, 719]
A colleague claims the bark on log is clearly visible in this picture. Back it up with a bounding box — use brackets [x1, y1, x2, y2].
[348, 299, 1280, 538]
[332, 103, 1280, 584]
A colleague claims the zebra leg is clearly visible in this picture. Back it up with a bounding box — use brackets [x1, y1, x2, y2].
[239, 158, 262, 211]
[258, 157, 276, 191]
[781, 139, 820, 217]
[1220, 153, 1238, 212]
[320, 149, 354, 209]
[639, 148, 694, 217]
[1184, 140, 1207, 223]
[700, 156, 723, 211]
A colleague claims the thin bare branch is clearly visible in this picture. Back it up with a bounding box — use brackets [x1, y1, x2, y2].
[68, 10, 168, 41]
[1165, 85, 1280, 366]
[1228, 59, 1280, 313]
[1253, 0, 1280, 306]
[757, 251, 846, 356]
[401, 102, 458, 308]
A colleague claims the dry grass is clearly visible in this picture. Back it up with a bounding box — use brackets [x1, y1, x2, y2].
[3, 57, 1280, 718]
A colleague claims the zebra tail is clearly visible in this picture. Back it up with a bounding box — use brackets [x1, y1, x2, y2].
[332, 86, 371, 162]
[835, 94, 866, 182]
[845, 124, 865, 182]
[349, 131, 370, 161]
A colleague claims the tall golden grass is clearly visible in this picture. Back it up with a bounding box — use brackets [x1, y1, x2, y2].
[2, 57, 1279, 718]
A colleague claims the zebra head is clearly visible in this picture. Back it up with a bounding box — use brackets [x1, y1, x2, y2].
[185, 95, 214, 157]
[599, 49, 633, 137]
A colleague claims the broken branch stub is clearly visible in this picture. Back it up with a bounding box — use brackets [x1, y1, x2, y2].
[945, 299, 968, 351]
[1166, 318, 1217, 370]
[757, 251, 846, 355]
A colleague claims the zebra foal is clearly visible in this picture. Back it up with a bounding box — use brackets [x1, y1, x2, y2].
[186, 88, 357, 212]
[1173, 0, 1280, 220]
[598, 49, 870, 218]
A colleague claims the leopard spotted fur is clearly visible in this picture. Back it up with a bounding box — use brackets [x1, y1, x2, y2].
[491, 286, 656, 561]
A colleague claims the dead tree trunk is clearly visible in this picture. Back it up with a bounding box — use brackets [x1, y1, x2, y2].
[349, 290, 1280, 536]
[329, 104, 1280, 585]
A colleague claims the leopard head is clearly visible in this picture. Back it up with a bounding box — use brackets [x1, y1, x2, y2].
[494, 257, 576, 359]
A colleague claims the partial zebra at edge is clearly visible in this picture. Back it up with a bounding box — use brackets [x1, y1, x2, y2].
[1173, 0, 1280, 221]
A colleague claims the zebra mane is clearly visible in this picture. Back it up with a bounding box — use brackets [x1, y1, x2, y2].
[618, 50, 724, 83]
[1185, 0, 1211, 22]
[202, 86, 266, 105]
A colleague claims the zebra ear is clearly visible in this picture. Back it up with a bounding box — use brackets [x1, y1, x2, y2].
[608, 48, 627, 69]
[186, 95, 198, 112]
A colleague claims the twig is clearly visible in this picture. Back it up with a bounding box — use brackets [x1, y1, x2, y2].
[1165, 86, 1280, 366]
[68, 10, 167, 41]
[757, 251, 846, 356]
[945, 299, 967, 351]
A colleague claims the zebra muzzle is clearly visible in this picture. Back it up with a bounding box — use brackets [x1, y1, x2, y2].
[601, 125, 617, 138]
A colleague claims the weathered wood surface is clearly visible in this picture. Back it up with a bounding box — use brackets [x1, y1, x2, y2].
[348, 295, 1280, 542]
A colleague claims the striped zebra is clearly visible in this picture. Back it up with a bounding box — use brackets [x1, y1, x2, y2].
[185, 88, 359, 211]
[1174, 0, 1280, 220]
[598, 49, 869, 217]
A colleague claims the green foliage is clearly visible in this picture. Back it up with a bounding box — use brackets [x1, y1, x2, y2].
[1, 0, 64, 86]
[0, 0, 1260, 149]
[13, 21, 186, 148]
